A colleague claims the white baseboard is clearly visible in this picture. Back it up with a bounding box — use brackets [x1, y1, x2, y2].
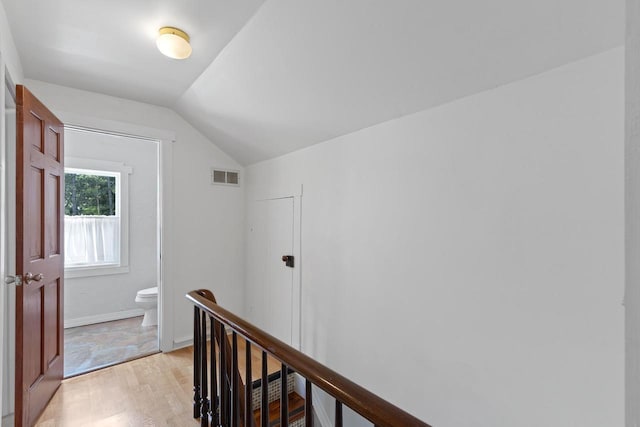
[313, 394, 332, 427]
[173, 335, 193, 349]
[64, 308, 145, 329]
[173, 329, 218, 350]
[2, 413, 14, 427]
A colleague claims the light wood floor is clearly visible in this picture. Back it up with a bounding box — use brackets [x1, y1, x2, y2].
[35, 338, 283, 426]
[36, 347, 199, 427]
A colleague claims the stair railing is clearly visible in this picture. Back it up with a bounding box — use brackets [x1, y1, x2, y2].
[187, 289, 430, 427]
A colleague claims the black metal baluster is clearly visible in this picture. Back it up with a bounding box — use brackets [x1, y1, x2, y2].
[201, 313, 209, 427]
[305, 380, 313, 427]
[187, 290, 433, 427]
[232, 332, 239, 427]
[210, 317, 219, 427]
[281, 364, 289, 427]
[220, 323, 228, 427]
[245, 340, 253, 427]
[193, 307, 202, 419]
[261, 351, 268, 427]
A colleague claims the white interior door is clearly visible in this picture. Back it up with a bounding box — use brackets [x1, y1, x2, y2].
[247, 197, 295, 345]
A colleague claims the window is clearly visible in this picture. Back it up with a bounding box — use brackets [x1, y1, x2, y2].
[64, 158, 132, 278]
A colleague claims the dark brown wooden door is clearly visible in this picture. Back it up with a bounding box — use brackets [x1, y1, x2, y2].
[15, 85, 64, 427]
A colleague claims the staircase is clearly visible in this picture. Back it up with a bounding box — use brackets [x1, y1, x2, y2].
[190, 289, 431, 427]
[232, 335, 306, 427]
[250, 370, 305, 427]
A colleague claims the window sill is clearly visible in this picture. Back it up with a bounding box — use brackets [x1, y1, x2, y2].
[64, 265, 130, 279]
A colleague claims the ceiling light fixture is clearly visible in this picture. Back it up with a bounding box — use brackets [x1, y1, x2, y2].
[156, 26, 192, 59]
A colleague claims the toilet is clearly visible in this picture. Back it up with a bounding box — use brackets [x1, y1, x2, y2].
[135, 286, 158, 327]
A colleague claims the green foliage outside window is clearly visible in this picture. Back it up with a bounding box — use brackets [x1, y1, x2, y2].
[65, 173, 116, 216]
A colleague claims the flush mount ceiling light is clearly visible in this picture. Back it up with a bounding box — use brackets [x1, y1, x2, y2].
[156, 26, 192, 59]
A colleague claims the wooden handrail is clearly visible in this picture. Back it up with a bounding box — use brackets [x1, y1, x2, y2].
[187, 289, 431, 427]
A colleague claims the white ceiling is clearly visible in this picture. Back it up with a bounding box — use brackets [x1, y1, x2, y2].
[3, 0, 624, 165]
[2, 0, 265, 106]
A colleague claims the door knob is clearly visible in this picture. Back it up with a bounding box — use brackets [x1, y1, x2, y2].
[24, 272, 44, 284]
[281, 255, 294, 268]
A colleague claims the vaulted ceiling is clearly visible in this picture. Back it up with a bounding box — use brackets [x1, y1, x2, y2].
[3, 0, 625, 165]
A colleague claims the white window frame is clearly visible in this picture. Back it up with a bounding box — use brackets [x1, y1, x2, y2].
[64, 157, 133, 278]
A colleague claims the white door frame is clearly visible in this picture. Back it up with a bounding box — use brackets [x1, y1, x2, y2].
[0, 61, 16, 425]
[56, 112, 175, 353]
[0, 51, 6, 426]
[1, 61, 17, 426]
[0, 52, 7, 426]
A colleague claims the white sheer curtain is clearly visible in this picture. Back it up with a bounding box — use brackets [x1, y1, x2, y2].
[64, 216, 120, 266]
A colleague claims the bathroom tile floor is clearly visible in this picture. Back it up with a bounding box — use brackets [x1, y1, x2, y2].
[64, 316, 158, 378]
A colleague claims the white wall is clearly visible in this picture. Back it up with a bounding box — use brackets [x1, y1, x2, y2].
[0, 0, 23, 85]
[63, 129, 158, 325]
[24, 79, 246, 347]
[245, 48, 624, 426]
[626, 1, 640, 425]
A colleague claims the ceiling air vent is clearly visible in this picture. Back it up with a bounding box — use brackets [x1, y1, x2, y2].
[211, 168, 240, 186]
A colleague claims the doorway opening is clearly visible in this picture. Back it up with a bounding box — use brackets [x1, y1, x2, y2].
[62, 126, 161, 377]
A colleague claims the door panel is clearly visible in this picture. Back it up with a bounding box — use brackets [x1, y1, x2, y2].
[45, 173, 60, 255]
[23, 293, 41, 385]
[247, 197, 294, 344]
[43, 280, 60, 366]
[29, 167, 44, 260]
[15, 85, 64, 427]
[45, 127, 60, 160]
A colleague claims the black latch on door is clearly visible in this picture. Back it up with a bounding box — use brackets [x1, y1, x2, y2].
[282, 255, 294, 268]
